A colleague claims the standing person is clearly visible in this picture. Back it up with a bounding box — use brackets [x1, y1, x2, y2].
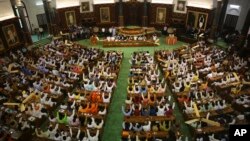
[39, 27, 44, 39]
[163, 24, 168, 35]
[112, 26, 116, 37]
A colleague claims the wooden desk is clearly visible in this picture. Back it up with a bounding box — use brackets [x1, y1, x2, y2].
[122, 130, 169, 138]
[195, 126, 225, 134]
[177, 35, 197, 44]
[218, 82, 241, 89]
[127, 92, 166, 98]
[32, 136, 54, 141]
[124, 116, 175, 123]
[185, 106, 234, 120]
[232, 102, 250, 113]
[175, 91, 189, 97]
[178, 96, 221, 107]
[219, 88, 250, 103]
[208, 75, 225, 82]
[103, 40, 158, 47]
[50, 122, 102, 135]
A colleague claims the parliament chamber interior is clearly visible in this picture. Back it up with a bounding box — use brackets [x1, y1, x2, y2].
[0, 0, 250, 141]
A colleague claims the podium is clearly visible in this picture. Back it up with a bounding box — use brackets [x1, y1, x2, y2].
[90, 35, 98, 45]
[166, 35, 177, 45]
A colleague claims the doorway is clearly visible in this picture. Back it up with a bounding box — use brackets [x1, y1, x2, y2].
[224, 14, 239, 30]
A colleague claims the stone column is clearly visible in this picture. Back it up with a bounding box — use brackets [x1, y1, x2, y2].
[43, 0, 52, 35]
[242, 9, 250, 36]
[218, 0, 229, 32]
[210, 0, 223, 40]
[142, 0, 148, 27]
[118, 0, 124, 26]
[15, 0, 32, 45]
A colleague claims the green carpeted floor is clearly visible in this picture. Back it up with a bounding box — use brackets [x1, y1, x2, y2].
[77, 37, 192, 140]
[31, 32, 49, 43]
[215, 38, 228, 50]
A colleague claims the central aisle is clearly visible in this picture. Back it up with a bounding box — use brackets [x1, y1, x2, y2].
[101, 50, 131, 140]
[78, 38, 191, 140]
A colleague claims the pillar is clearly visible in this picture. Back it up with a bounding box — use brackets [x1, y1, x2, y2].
[218, 0, 229, 32]
[142, 0, 148, 27]
[242, 9, 250, 36]
[43, 0, 52, 35]
[14, 0, 33, 45]
[118, 0, 124, 26]
[210, 0, 223, 40]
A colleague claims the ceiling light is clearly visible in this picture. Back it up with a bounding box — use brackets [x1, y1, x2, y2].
[230, 4, 240, 9]
[16, 0, 22, 6]
[36, 2, 43, 6]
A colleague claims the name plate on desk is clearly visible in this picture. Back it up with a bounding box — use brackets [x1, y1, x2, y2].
[103, 41, 158, 47]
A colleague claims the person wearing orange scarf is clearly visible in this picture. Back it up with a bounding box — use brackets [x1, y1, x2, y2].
[89, 103, 98, 115]
[78, 103, 90, 114]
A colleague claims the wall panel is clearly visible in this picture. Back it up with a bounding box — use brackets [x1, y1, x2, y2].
[148, 3, 173, 29]
[123, 2, 144, 26]
[186, 6, 214, 30]
[0, 17, 24, 52]
[56, 6, 81, 31]
[94, 4, 117, 27]
[0, 0, 15, 21]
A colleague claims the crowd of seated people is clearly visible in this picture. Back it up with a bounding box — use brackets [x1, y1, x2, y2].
[155, 40, 250, 140]
[64, 25, 92, 41]
[234, 94, 250, 110]
[121, 51, 176, 141]
[39, 49, 122, 140]
[66, 25, 118, 41]
[105, 35, 147, 42]
[104, 34, 159, 43]
[185, 25, 207, 40]
[192, 111, 249, 141]
[220, 28, 250, 59]
[0, 38, 123, 140]
[98, 26, 116, 37]
[230, 74, 250, 112]
[221, 28, 241, 44]
[194, 133, 229, 141]
[0, 49, 58, 136]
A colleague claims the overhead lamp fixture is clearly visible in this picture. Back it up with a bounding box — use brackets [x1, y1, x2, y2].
[36, 2, 43, 6]
[230, 4, 240, 9]
[16, 0, 22, 6]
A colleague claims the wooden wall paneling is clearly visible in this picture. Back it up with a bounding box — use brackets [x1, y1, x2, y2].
[94, 4, 117, 27]
[0, 23, 7, 52]
[0, 17, 24, 51]
[80, 12, 96, 27]
[171, 12, 186, 28]
[137, 2, 144, 26]
[148, 3, 173, 29]
[123, 2, 144, 26]
[0, 29, 6, 53]
[242, 9, 250, 36]
[148, 4, 155, 26]
[115, 2, 119, 25]
[166, 5, 174, 25]
[186, 6, 214, 30]
[56, 6, 81, 31]
[0, 36, 5, 54]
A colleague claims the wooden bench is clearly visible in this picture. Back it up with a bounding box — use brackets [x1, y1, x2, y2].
[185, 106, 234, 120]
[122, 130, 169, 138]
[124, 116, 175, 123]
